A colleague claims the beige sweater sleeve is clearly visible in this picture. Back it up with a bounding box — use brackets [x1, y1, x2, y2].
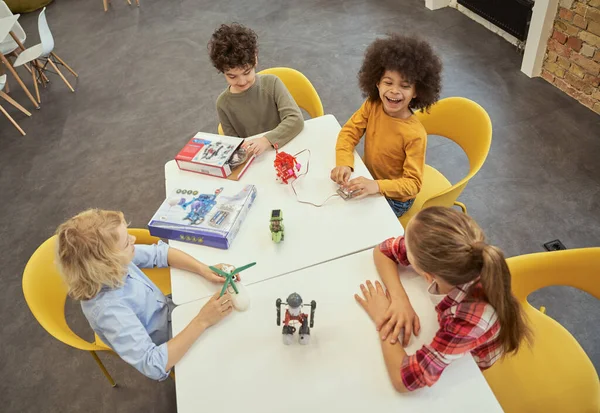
[263, 77, 304, 147]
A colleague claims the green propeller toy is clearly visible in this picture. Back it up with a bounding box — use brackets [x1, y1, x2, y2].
[209, 262, 257, 297]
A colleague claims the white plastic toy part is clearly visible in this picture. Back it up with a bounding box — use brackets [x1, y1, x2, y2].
[228, 281, 250, 311]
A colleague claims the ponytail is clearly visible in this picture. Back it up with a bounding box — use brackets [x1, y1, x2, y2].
[408, 206, 532, 355]
[480, 245, 531, 353]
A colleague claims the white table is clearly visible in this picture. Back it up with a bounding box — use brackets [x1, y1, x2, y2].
[165, 115, 403, 305]
[171, 249, 503, 413]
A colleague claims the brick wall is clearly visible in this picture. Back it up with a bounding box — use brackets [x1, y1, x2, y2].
[541, 0, 600, 114]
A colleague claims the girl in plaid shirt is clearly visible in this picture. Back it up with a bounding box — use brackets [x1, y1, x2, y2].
[355, 206, 531, 392]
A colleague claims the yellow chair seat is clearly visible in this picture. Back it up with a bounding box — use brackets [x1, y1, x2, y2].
[482, 248, 600, 412]
[484, 305, 600, 412]
[400, 165, 451, 227]
[399, 97, 492, 228]
[141, 267, 172, 296]
[23, 228, 172, 386]
[94, 333, 111, 350]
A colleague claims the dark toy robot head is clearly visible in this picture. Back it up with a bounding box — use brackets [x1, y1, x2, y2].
[286, 293, 303, 308]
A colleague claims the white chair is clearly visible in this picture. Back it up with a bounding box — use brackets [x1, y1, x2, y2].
[13, 7, 78, 104]
[0, 74, 31, 136]
[0, 0, 26, 58]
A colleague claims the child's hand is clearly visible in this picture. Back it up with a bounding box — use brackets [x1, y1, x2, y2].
[377, 299, 421, 346]
[354, 280, 391, 328]
[346, 177, 380, 199]
[330, 166, 352, 185]
[196, 292, 233, 328]
[242, 136, 271, 156]
[201, 263, 241, 283]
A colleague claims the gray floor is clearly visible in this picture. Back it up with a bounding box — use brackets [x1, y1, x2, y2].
[1, 0, 599, 411]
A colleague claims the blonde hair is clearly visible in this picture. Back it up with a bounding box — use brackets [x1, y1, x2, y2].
[56, 209, 129, 301]
[407, 206, 531, 354]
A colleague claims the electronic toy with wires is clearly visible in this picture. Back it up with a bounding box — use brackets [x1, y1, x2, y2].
[273, 145, 344, 207]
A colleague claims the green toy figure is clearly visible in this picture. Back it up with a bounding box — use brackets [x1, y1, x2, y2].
[270, 209, 284, 243]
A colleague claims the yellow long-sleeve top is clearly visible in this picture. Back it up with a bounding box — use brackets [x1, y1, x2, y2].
[335, 99, 427, 201]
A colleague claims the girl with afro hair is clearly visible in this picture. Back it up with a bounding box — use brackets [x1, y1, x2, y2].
[331, 34, 442, 218]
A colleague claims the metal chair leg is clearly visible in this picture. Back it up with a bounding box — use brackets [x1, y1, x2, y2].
[90, 351, 117, 387]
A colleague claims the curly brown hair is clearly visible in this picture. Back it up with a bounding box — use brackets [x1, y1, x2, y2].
[358, 34, 442, 111]
[207, 23, 258, 73]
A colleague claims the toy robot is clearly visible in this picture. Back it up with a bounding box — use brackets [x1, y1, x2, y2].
[273, 144, 301, 184]
[181, 188, 222, 225]
[270, 209, 284, 243]
[276, 293, 317, 345]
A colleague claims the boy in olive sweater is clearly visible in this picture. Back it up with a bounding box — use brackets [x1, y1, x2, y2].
[208, 23, 304, 156]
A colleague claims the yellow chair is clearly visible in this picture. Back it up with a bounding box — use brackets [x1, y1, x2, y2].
[218, 67, 324, 135]
[22, 228, 171, 387]
[483, 248, 600, 413]
[399, 97, 492, 228]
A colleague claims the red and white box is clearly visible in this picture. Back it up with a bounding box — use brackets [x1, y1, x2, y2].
[175, 132, 255, 180]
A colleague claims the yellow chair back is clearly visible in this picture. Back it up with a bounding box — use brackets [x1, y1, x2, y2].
[400, 97, 492, 226]
[258, 67, 324, 119]
[483, 248, 600, 413]
[22, 229, 171, 351]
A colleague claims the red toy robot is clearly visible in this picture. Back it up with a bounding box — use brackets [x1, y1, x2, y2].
[273, 144, 301, 184]
[276, 293, 317, 345]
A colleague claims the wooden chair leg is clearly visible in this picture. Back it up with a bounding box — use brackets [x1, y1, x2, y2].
[90, 351, 117, 387]
[50, 53, 78, 78]
[31, 62, 41, 104]
[135, 0, 140, 6]
[47, 58, 75, 92]
[103, 0, 108, 11]
[0, 91, 31, 116]
[35, 60, 50, 84]
[0, 104, 26, 135]
[0, 54, 39, 109]
[126, 0, 132, 5]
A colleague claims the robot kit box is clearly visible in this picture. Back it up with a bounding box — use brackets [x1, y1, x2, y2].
[148, 184, 257, 249]
[175, 132, 255, 180]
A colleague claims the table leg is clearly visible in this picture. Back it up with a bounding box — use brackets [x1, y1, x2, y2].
[0, 54, 40, 109]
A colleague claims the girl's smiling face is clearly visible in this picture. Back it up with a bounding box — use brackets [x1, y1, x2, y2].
[377, 70, 416, 119]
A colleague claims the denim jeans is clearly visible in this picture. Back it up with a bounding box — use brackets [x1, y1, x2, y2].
[386, 197, 415, 217]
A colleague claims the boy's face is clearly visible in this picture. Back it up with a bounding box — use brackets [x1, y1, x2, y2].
[377, 70, 416, 119]
[117, 222, 136, 263]
[224, 65, 257, 94]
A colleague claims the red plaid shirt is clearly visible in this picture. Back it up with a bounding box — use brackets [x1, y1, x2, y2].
[379, 237, 503, 391]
